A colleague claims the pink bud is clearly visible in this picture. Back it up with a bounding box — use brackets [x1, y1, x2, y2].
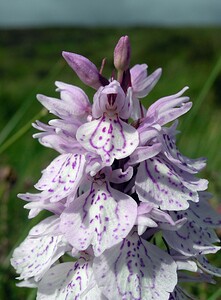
[62, 52, 108, 89]
[114, 36, 131, 72]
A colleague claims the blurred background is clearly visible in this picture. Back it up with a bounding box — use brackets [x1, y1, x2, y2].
[0, 0, 221, 299]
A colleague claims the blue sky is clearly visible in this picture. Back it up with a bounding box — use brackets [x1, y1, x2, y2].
[0, 0, 221, 28]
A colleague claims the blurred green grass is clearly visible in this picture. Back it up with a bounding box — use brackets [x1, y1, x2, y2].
[0, 27, 221, 299]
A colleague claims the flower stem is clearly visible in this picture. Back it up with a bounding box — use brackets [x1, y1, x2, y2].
[0, 59, 64, 145]
[0, 109, 47, 155]
[181, 55, 221, 136]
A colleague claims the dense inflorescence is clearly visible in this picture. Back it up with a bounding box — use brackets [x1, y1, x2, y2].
[11, 36, 221, 300]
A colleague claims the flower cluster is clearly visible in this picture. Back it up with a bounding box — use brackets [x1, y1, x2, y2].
[11, 36, 221, 299]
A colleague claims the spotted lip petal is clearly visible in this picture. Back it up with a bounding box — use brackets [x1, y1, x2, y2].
[75, 80, 139, 165]
[76, 113, 139, 166]
[11, 217, 69, 282]
[196, 256, 221, 277]
[163, 211, 221, 257]
[159, 123, 207, 174]
[162, 193, 221, 257]
[188, 193, 221, 228]
[36, 153, 85, 203]
[135, 155, 207, 211]
[93, 230, 177, 300]
[37, 255, 106, 300]
[60, 180, 137, 256]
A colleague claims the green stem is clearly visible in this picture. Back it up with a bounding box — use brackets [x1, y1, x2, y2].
[0, 109, 47, 155]
[181, 55, 221, 136]
[208, 287, 221, 300]
[0, 59, 64, 145]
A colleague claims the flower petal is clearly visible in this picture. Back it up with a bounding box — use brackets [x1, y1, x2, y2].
[178, 271, 215, 284]
[24, 200, 65, 218]
[108, 166, 133, 183]
[130, 64, 148, 89]
[76, 114, 139, 165]
[128, 143, 162, 165]
[138, 124, 161, 146]
[37, 90, 89, 120]
[93, 231, 177, 300]
[160, 124, 206, 174]
[62, 51, 109, 89]
[196, 256, 221, 277]
[144, 87, 191, 126]
[163, 211, 221, 256]
[35, 153, 86, 203]
[34, 132, 84, 154]
[131, 64, 162, 98]
[55, 81, 91, 116]
[169, 286, 194, 300]
[136, 203, 187, 234]
[174, 257, 198, 272]
[29, 215, 60, 236]
[60, 181, 137, 256]
[136, 156, 204, 210]
[92, 80, 130, 119]
[48, 118, 81, 138]
[11, 217, 69, 281]
[37, 256, 106, 300]
[188, 193, 221, 228]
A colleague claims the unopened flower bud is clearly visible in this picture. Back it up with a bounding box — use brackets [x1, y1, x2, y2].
[62, 52, 108, 89]
[114, 36, 131, 72]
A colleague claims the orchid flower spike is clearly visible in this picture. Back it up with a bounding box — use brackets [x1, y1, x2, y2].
[11, 35, 221, 300]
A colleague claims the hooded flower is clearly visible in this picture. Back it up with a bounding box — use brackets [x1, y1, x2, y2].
[11, 35, 221, 300]
[76, 80, 139, 165]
